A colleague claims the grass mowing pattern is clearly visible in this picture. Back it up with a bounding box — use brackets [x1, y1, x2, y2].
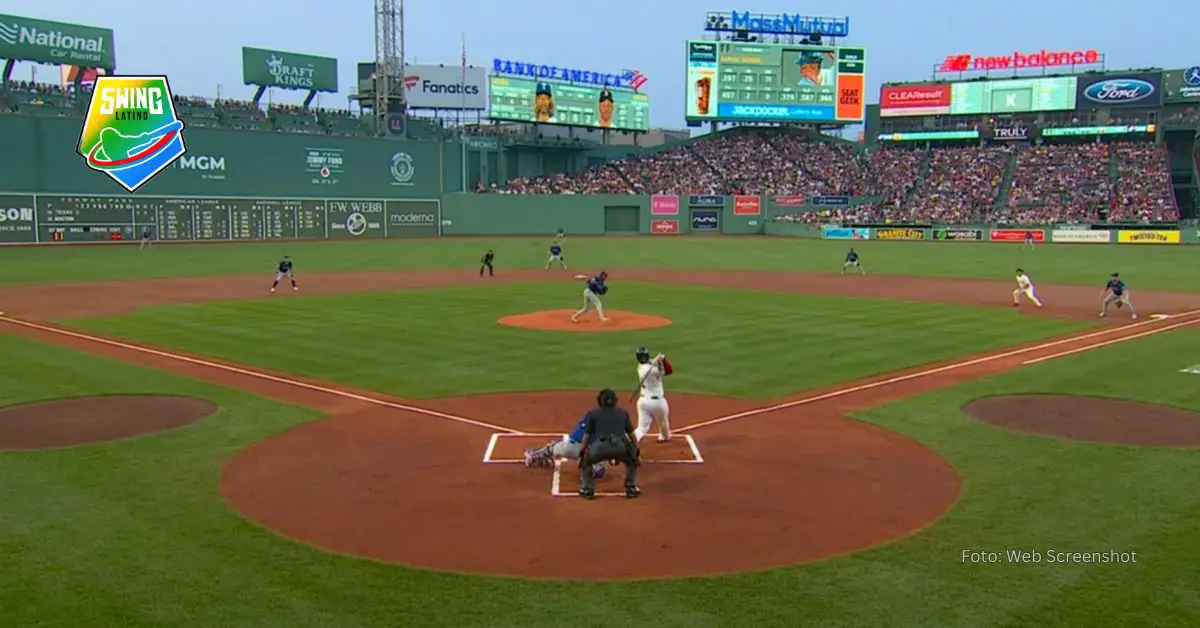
[3, 237, 1199, 291]
[65, 283, 1088, 399]
[2, 327, 1198, 626]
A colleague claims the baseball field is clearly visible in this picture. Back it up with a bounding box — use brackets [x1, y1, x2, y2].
[1, 237, 1198, 627]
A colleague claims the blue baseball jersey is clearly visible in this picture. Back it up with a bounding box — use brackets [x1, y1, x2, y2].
[278, 259, 293, 273]
[846, 251, 858, 262]
[587, 275, 606, 294]
[1106, 279, 1126, 295]
[550, 244, 562, 255]
[567, 414, 588, 443]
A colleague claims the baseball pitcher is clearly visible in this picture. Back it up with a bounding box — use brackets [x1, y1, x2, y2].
[571, 271, 609, 323]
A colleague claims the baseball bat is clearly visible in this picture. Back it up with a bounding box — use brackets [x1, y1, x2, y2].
[628, 356, 662, 403]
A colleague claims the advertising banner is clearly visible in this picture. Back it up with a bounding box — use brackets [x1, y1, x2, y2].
[875, 227, 926, 240]
[1163, 66, 1200, 102]
[0, 14, 115, 70]
[242, 47, 339, 92]
[398, 64, 487, 109]
[688, 195, 724, 206]
[1041, 125, 1153, 137]
[1076, 73, 1163, 109]
[878, 130, 979, 141]
[879, 83, 951, 117]
[650, 195, 680, 215]
[1117, 230, 1180, 244]
[733, 195, 761, 215]
[650, 219, 679, 234]
[690, 209, 720, 231]
[488, 75, 650, 131]
[990, 229, 1044, 242]
[992, 125, 1031, 140]
[385, 201, 440, 237]
[774, 195, 805, 206]
[1051, 230, 1111, 243]
[932, 228, 982, 241]
[822, 226, 870, 240]
[811, 195, 850, 205]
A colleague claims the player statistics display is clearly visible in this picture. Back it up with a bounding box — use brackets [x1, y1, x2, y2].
[685, 40, 866, 123]
[487, 76, 650, 131]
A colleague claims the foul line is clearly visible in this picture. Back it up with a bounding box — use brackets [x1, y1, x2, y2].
[0, 315, 523, 435]
[1022, 318, 1200, 365]
[677, 310, 1200, 435]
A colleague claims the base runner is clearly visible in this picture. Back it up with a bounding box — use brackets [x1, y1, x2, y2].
[1012, 268, 1043, 308]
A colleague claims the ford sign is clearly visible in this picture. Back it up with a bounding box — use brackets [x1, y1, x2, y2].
[1083, 78, 1155, 104]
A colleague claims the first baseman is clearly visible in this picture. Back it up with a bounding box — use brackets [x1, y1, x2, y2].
[841, 248, 866, 275]
[523, 413, 608, 478]
[270, 256, 297, 293]
[633, 346, 673, 443]
[1100, 273, 1137, 319]
[1012, 268, 1043, 308]
[571, 271, 608, 323]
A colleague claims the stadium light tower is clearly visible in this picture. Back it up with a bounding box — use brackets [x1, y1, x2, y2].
[374, 0, 405, 135]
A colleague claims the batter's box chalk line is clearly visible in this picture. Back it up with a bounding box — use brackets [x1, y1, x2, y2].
[1180, 365, 1200, 375]
[482, 433, 703, 466]
[549, 436, 704, 498]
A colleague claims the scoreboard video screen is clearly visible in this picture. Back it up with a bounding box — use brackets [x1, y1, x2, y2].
[685, 40, 866, 124]
[488, 76, 650, 131]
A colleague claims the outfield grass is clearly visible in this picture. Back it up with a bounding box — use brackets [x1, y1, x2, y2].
[2, 237, 1198, 291]
[3, 324, 1197, 626]
[65, 282, 1087, 399]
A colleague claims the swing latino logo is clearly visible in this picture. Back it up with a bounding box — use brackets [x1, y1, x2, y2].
[78, 75, 187, 192]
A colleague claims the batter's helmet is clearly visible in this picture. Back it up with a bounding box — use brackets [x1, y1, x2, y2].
[635, 346, 651, 364]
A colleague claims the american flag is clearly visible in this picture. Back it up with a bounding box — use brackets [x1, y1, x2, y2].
[624, 68, 648, 90]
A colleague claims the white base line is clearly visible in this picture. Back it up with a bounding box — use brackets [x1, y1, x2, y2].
[685, 434, 703, 463]
[482, 433, 499, 463]
[551, 459, 562, 496]
[0, 316, 523, 435]
[676, 310, 1200, 435]
[1022, 318, 1200, 365]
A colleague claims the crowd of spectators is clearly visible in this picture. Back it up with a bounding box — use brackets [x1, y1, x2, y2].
[500, 133, 1184, 224]
[1110, 143, 1178, 222]
[999, 144, 1110, 224]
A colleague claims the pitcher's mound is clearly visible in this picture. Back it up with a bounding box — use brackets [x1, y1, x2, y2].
[0, 395, 216, 450]
[498, 309, 672, 332]
[965, 395, 1200, 447]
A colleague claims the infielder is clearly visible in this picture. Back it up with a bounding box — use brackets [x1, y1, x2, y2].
[570, 271, 609, 323]
[545, 241, 567, 270]
[270, 256, 297, 293]
[523, 414, 608, 478]
[1100, 272, 1138, 319]
[633, 346, 673, 443]
[1012, 268, 1043, 308]
[841, 248, 866, 275]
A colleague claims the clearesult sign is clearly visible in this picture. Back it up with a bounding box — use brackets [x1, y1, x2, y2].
[242, 46, 338, 93]
[1051, 230, 1110, 243]
[1117, 230, 1180, 244]
[875, 228, 925, 240]
[0, 14, 115, 70]
[933, 228, 982, 241]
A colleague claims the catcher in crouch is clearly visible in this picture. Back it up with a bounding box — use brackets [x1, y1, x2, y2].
[524, 413, 609, 479]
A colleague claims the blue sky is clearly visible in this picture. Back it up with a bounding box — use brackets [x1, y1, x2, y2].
[11, 0, 1196, 131]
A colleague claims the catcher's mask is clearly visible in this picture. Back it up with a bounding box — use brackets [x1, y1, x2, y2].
[597, 388, 618, 408]
[635, 346, 651, 364]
